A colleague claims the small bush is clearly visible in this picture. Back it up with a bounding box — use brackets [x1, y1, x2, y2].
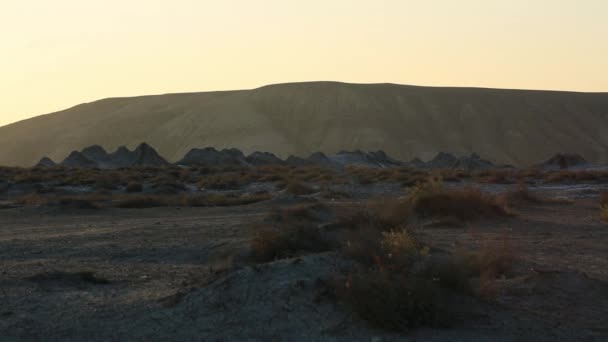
[126, 182, 143, 193]
[285, 181, 315, 195]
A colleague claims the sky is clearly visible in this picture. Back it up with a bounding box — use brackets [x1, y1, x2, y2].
[1, 0, 607, 127]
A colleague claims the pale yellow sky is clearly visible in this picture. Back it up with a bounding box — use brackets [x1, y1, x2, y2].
[1, 0, 607, 127]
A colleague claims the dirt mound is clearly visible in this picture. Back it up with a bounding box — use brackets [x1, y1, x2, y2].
[61, 151, 98, 168]
[35, 157, 56, 168]
[329, 150, 402, 168]
[541, 153, 589, 169]
[424, 152, 495, 170]
[108, 146, 135, 168]
[177, 147, 248, 167]
[285, 155, 315, 167]
[284, 150, 403, 169]
[59, 144, 167, 168]
[246, 151, 284, 165]
[130, 143, 169, 167]
[136, 253, 380, 340]
[81, 145, 110, 163]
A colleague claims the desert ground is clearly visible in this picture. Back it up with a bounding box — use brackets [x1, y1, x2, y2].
[1, 165, 608, 341]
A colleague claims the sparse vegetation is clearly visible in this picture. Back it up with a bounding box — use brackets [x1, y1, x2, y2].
[285, 181, 315, 195]
[333, 225, 511, 330]
[600, 192, 608, 222]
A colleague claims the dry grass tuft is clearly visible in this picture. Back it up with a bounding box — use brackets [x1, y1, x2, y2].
[410, 178, 510, 221]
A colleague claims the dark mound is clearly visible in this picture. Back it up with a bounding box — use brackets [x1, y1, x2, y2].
[329, 150, 402, 168]
[541, 153, 588, 169]
[285, 155, 313, 167]
[61, 151, 98, 168]
[58, 143, 167, 169]
[246, 151, 284, 165]
[108, 146, 135, 168]
[81, 145, 109, 163]
[424, 152, 494, 170]
[131, 143, 169, 167]
[177, 147, 248, 167]
[307, 152, 338, 168]
[35, 157, 56, 168]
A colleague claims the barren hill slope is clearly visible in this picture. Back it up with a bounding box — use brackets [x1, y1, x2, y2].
[1, 82, 608, 167]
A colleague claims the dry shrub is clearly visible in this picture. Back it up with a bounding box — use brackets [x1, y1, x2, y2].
[411, 179, 510, 221]
[268, 202, 329, 223]
[600, 192, 608, 222]
[14, 194, 106, 209]
[334, 229, 473, 330]
[285, 181, 315, 195]
[197, 172, 251, 190]
[126, 182, 143, 193]
[502, 184, 542, 204]
[114, 195, 173, 208]
[14, 194, 50, 206]
[286, 166, 336, 183]
[321, 189, 352, 200]
[336, 270, 448, 330]
[250, 225, 333, 263]
[333, 197, 412, 232]
[181, 193, 271, 207]
[476, 237, 516, 299]
[502, 184, 570, 207]
[477, 170, 515, 184]
[543, 170, 608, 184]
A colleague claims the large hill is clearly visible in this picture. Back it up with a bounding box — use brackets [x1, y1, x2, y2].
[1, 82, 608, 167]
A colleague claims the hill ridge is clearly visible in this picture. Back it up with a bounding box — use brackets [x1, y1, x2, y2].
[2, 81, 608, 167]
